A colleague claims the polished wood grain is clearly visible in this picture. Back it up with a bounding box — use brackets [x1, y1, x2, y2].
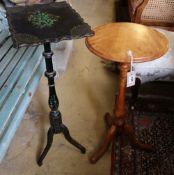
[86, 23, 162, 164]
[86, 23, 168, 63]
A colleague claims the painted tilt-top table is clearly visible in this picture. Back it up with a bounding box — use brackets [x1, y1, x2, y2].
[86, 22, 168, 164]
[6, 1, 94, 166]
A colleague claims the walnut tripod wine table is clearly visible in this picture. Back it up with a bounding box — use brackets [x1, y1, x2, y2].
[85, 23, 168, 163]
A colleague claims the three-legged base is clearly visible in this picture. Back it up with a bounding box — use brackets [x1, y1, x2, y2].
[89, 113, 155, 164]
[37, 42, 86, 166]
[37, 123, 86, 166]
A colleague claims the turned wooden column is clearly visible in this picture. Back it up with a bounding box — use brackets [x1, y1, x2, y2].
[114, 63, 129, 119]
[85, 22, 168, 164]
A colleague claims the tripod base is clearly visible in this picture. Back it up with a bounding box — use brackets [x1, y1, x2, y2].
[37, 124, 86, 166]
[89, 113, 155, 164]
[37, 42, 85, 166]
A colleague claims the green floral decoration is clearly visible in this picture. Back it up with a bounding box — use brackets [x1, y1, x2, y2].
[28, 11, 60, 29]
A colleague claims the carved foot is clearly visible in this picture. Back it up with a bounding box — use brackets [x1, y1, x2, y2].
[37, 127, 54, 166]
[90, 125, 117, 164]
[124, 123, 155, 152]
[61, 124, 86, 154]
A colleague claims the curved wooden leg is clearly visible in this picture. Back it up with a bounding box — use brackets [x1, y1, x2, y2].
[61, 124, 86, 154]
[104, 113, 114, 128]
[123, 123, 155, 151]
[90, 125, 117, 164]
[37, 127, 54, 166]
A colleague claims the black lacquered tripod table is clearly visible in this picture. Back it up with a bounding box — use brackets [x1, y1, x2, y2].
[6, 1, 94, 166]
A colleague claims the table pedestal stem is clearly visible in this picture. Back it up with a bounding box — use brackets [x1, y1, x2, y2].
[89, 63, 154, 164]
[37, 42, 86, 166]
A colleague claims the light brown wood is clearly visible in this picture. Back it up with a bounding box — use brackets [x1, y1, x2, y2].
[88, 62, 155, 164]
[134, 0, 149, 23]
[86, 23, 159, 164]
[86, 23, 168, 63]
[89, 125, 116, 164]
[114, 63, 129, 118]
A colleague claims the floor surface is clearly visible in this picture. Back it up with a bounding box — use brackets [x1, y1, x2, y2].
[0, 0, 117, 174]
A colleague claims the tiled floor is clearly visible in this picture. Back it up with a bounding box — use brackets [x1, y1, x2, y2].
[0, 0, 117, 174]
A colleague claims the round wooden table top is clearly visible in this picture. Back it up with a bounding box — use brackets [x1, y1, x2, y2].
[86, 23, 169, 63]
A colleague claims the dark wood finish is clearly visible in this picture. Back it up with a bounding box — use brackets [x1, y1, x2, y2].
[6, 1, 94, 48]
[7, 1, 94, 166]
[37, 42, 86, 166]
[86, 23, 168, 163]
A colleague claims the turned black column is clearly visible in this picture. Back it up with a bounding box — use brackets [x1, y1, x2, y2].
[6, 1, 94, 167]
[37, 42, 86, 166]
[44, 42, 62, 133]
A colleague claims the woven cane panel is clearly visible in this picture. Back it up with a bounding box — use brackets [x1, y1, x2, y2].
[141, 0, 174, 23]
